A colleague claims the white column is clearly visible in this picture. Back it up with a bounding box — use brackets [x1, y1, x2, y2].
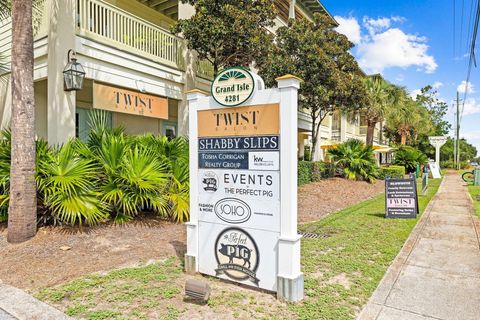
[435, 146, 441, 168]
[185, 89, 208, 274]
[289, 0, 296, 19]
[276, 75, 303, 301]
[178, 2, 197, 137]
[340, 112, 347, 141]
[47, 0, 76, 145]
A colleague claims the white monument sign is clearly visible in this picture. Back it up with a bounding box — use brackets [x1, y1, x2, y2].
[185, 68, 303, 301]
[429, 136, 447, 176]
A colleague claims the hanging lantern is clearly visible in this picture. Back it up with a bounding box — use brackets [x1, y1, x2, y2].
[63, 49, 85, 91]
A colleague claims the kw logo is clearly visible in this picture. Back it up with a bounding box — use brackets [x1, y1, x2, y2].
[253, 155, 263, 162]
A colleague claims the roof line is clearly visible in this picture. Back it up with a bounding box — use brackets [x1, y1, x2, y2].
[315, 0, 339, 26]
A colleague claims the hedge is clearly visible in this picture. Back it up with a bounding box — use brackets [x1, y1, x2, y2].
[298, 161, 332, 185]
[379, 165, 406, 180]
[298, 161, 314, 186]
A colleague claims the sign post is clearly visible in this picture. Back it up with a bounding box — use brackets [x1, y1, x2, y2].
[428, 136, 448, 169]
[185, 68, 303, 302]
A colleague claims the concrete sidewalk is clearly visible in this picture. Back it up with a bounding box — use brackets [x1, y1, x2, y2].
[0, 284, 69, 320]
[358, 174, 480, 320]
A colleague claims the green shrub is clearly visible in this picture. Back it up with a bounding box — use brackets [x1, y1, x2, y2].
[298, 161, 313, 186]
[379, 165, 405, 180]
[303, 145, 312, 161]
[37, 141, 107, 226]
[393, 146, 427, 173]
[0, 110, 191, 227]
[312, 161, 327, 181]
[441, 160, 470, 169]
[327, 139, 379, 183]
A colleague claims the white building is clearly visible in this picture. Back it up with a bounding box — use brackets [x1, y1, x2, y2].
[0, 0, 387, 159]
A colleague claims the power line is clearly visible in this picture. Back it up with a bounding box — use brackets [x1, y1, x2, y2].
[460, 0, 465, 52]
[466, 0, 475, 53]
[461, 0, 480, 123]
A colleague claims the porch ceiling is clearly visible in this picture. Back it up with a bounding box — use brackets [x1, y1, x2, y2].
[137, 0, 178, 20]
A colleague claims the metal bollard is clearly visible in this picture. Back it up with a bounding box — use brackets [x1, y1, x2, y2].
[474, 168, 480, 186]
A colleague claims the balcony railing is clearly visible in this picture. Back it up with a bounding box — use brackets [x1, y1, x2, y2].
[331, 130, 341, 141]
[196, 59, 214, 79]
[76, 0, 183, 69]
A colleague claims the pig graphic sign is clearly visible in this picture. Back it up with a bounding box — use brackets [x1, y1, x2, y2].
[215, 228, 259, 285]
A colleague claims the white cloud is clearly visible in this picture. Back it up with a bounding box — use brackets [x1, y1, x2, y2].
[333, 16, 437, 75]
[432, 81, 443, 89]
[363, 17, 391, 35]
[357, 28, 437, 74]
[462, 98, 480, 116]
[460, 130, 480, 153]
[457, 80, 475, 94]
[335, 16, 362, 45]
[410, 89, 422, 99]
[391, 16, 407, 23]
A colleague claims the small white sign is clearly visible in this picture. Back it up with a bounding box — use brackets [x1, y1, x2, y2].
[248, 152, 279, 171]
[429, 162, 441, 179]
[198, 169, 280, 201]
[198, 196, 280, 232]
[429, 136, 448, 147]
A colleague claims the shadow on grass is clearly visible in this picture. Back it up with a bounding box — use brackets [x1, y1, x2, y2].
[366, 212, 386, 219]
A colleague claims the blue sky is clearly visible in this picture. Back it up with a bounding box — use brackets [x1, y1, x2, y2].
[322, 0, 480, 154]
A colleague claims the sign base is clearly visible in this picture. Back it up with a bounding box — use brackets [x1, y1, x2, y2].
[277, 274, 304, 302]
[185, 255, 197, 275]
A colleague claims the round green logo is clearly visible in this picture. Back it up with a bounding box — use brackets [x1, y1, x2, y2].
[211, 67, 255, 107]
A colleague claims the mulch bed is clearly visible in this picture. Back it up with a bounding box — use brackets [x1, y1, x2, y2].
[298, 178, 384, 223]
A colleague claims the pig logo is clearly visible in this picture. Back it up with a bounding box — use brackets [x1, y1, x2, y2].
[218, 243, 252, 268]
[214, 227, 259, 286]
[202, 171, 218, 192]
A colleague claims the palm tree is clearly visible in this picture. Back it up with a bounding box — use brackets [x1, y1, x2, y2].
[362, 76, 402, 146]
[5, 0, 37, 243]
[386, 91, 432, 145]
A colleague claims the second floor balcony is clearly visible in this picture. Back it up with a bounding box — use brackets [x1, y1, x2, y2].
[76, 0, 184, 70]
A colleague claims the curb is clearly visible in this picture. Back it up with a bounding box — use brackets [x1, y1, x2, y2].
[0, 284, 70, 320]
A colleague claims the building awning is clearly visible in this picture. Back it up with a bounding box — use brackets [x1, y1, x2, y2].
[320, 140, 340, 149]
[374, 146, 396, 153]
[320, 140, 394, 151]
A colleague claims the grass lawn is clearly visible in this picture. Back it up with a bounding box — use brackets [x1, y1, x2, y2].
[467, 185, 480, 217]
[37, 179, 441, 320]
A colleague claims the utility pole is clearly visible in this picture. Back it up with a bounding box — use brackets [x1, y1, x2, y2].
[455, 91, 461, 170]
[453, 103, 457, 168]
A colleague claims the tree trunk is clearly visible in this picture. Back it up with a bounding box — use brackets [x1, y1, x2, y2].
[400, 133, 407, 145]
[7, 0, 37, 243]
[366, 120, 376, 146]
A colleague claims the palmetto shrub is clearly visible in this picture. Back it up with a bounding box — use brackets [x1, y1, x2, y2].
[0, 111, 190, 226]
[393, 146, 427, 173]
[327, 139, 379, 183]
[37, 141, 107, 226]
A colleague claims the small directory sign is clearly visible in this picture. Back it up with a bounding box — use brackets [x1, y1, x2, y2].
[385, 177, 419, 219]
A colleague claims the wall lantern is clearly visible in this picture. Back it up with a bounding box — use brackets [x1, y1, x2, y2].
[63, 49, 85, 91]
